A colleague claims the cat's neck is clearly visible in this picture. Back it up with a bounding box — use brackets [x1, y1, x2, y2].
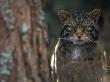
[58, 39, 97, 62]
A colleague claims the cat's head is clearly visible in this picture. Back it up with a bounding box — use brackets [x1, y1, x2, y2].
[58, 9, 100, 45]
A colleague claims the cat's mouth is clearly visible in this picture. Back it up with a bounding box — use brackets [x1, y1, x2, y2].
[72, 37, 92, 45]
[74, 40, 86, 45]
[77, 39, 82, 41]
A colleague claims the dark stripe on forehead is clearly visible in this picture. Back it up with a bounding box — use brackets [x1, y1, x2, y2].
[72, 10, 87, 16]
[73, 13, 88, 26]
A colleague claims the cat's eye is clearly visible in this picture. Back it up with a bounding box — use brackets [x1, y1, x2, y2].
[67, 27, 72, 31]
[64, 25, 72, 32]
[87, 26, 94, 31]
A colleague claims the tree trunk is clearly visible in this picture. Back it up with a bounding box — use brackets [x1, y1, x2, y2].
[0, 0, 50, 82]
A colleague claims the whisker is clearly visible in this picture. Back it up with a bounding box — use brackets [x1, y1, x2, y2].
[59, 38, 70, 41]
[93, 41, 104, 43]
[59, 38, 106, 44]
[88, 39, 104, 43]
[59, 37, 65, 39]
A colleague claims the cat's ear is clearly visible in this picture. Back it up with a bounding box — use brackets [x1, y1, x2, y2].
[88, 9, 100, 20]
[58, 10, 71, 23]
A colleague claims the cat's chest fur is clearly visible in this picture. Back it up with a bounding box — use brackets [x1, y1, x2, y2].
[71, 47, 80, 62]
[57, 41, 97, 65]
[51, 41, 103, 82]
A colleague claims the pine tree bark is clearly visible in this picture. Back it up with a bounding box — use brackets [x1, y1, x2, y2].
[0, 0, 50, 82]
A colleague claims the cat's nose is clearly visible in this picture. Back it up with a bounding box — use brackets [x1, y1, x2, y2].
[77, 35, 82, 39]
[76, 29, 83, 38]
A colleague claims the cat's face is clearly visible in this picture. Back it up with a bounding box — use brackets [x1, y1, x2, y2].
[58, 9, 100, 45]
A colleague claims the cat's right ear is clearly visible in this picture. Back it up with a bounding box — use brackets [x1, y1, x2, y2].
[58, 10, 71, 23]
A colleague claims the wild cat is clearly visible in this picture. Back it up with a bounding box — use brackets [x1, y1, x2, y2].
[51, 9, 104, 82]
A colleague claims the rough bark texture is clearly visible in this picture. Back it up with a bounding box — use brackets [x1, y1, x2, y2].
[0, 0, 50, 82]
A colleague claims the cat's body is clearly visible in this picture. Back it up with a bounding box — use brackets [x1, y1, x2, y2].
[51, 9, 104, 82]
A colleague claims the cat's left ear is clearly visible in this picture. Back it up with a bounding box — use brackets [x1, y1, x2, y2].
[88, 9, 100, 20]
[58, 10, 72, 23]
